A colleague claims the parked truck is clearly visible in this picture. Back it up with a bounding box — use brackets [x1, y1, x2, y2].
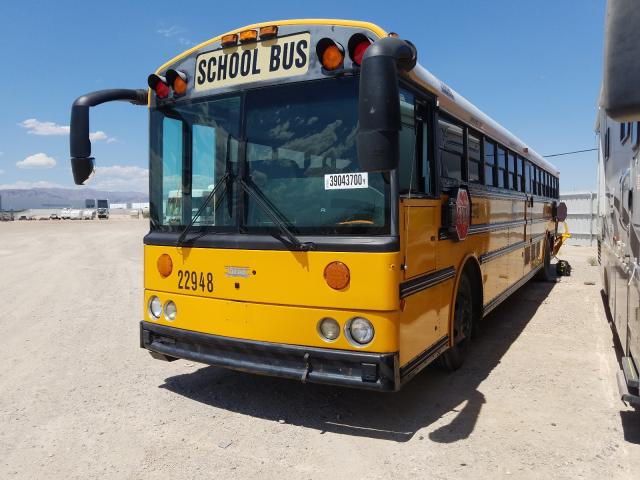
[97, 199, 109, 219]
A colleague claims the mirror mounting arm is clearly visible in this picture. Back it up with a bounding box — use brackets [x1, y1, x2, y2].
[70, 89, 148, 184]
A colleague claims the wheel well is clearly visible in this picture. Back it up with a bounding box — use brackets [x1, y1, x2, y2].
[461, 258, 483, 320]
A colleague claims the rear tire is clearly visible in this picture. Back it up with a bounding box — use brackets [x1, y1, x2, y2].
[439, 274, 474, 371]
[535, 235, 554, 282]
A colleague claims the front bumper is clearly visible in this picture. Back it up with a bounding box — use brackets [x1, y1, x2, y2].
[141, 321, 399, 391]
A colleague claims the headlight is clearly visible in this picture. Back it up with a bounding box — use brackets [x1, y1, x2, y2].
[148, 296, 162, 319]
[317, 317, 340, 341]
[164, 300, 177, 321]
[347, 317, 374, 345]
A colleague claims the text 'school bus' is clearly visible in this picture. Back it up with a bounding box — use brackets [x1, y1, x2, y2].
[68, 20, 566, 391]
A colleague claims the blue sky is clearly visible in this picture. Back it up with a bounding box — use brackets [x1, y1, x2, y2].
[0, 0, 604, 193]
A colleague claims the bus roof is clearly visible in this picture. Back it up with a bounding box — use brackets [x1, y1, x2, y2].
[157, 19, 558, 176]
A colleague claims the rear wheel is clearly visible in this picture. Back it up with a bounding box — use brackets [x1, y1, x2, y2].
[439, 274, 474, 371]
[536, 235, 554, 282]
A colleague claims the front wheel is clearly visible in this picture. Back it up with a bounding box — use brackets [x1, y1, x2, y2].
[439, 274, 474, 371]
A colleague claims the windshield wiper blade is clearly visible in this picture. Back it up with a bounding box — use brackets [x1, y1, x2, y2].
[237, 178, 316, 252]
[176, 171, 231, 246]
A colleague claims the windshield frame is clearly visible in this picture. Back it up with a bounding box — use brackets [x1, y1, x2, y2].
[147, 76, 399, 249]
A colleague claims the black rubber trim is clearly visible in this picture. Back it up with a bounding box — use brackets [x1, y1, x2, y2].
[144, 231, 400, 253]
[483, 264, 542, 316]
[479, 240, 527, 264]
[399, 335, 449, 384]
[468, 219, 527, 235]
[141, 321, 400, 391]
[440, 218, 549, 241]
[399, 266, 455, 299]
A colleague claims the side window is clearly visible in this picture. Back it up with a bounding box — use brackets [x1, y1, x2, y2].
[468, 131, 482, 183]
[192, 125, 216, 192]
[438, 116, 464, 181]
[507, 151, 516, 190]
[484, 139, 496, 187]
[633, 122, 640, 150]
[162, 117, 184, 222]
[496, 146, 507, 188]
[398, 90, 417, 192]
[525, 161, 532, 193]
[420, 121, 433, 194]
[604, 127, 610, 160]
[517, 156, 525, 192]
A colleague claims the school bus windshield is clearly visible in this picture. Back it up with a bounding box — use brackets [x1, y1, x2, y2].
[149, 76, 390, 235]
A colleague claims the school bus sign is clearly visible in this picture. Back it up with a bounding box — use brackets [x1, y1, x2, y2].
[195, 32, 310, 91]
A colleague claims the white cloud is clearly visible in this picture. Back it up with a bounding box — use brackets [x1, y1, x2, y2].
[0, 180, 63, 189]
[16, 153, 57, 169]
[19, 118, 113, 142]
[0, 169, 4, 174]
[89, 131, 107, 141]
[157, 25, 183, 37]
[19, 118, 69, 136]
[92, 165, 148, 192]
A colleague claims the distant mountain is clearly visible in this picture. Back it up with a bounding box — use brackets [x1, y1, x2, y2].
[0, 187, 148, 210]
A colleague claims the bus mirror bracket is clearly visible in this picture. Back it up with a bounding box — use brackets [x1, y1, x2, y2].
[603, 0, 640, 121]
[357, 37, 417, 172]
[70, 88, 148, 184]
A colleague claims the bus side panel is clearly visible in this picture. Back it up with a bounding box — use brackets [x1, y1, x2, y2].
[398, 280, 452, 366]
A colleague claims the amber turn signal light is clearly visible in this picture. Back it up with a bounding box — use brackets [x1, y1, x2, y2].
[157, 254, 173, 278]
[316, 38, 344, 71]
[259, 25, 278, 39]
[166, 69, 188, 96]
[324, 261, 350, 290]
[221, 33, 238, 48]
[239, 29, 258, 44]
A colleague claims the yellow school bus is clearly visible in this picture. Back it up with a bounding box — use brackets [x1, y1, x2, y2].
[69, 19, 564, 391]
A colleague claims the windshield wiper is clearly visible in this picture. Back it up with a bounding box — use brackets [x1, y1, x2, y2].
[237, 178, 317, 251]
[176, 171, 231, 246]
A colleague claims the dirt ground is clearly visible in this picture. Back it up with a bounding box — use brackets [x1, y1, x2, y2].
[1, 219, 639, 479]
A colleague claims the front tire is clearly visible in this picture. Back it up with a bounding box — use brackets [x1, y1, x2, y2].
[439, 274, 474, 371]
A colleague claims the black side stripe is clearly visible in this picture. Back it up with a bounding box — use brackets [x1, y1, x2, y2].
[479, 241, 527, 264]
[400, 335, 450, 383]
[468, 219, 527, 235]
[399, 267, 455, 299]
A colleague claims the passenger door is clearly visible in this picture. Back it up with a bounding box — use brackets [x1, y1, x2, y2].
[399, 93, 438, 279]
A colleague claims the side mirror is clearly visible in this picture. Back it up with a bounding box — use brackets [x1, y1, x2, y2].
[602, 0, 640, 121]
[357, 37, 417, 172]
[69, 89, 147, 185]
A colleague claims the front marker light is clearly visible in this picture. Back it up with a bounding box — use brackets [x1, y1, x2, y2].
[347, 317, 374, 345]
[318, 317, 340, 341]
[164, 300, 177, 321]
[149, 296, 162, 319]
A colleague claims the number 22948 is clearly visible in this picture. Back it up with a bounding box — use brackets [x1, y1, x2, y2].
[177, 270, 213, 293]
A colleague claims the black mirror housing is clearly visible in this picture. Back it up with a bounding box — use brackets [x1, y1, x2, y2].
[71, 157, 95, 185]
[357, 37, 417, 172]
